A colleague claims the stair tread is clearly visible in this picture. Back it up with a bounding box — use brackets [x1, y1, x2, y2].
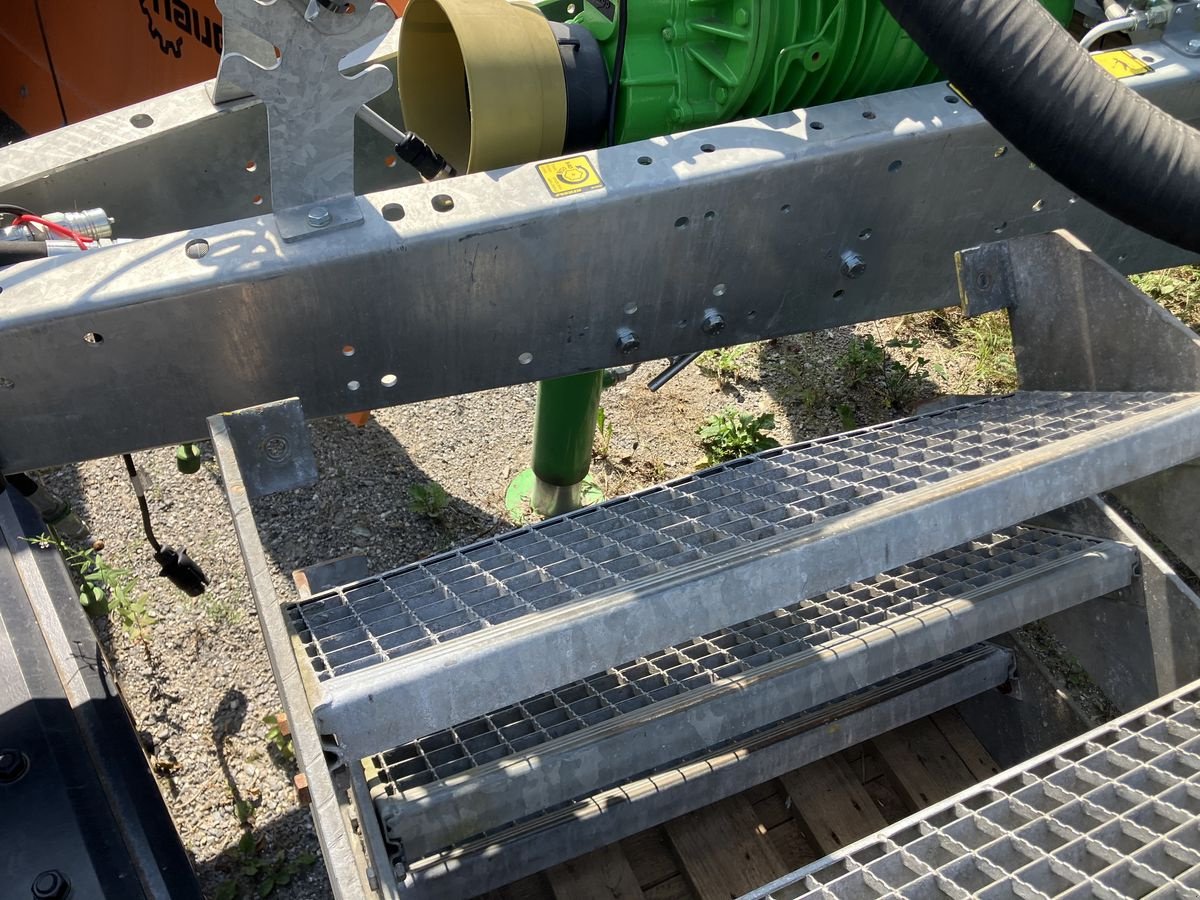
[745, 681, 1200, 900]
[369, 526, 1133, 861]
[288, 391, 1200, 756]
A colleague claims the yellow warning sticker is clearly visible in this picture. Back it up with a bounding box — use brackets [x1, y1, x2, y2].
[1094, 49, 1153, 79]
[537, 155, 604, 198]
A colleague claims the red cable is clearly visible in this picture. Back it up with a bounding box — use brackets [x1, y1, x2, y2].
[12, 214, 94, 251]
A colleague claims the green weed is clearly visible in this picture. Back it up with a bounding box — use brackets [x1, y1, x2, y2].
[595, 405, 614, 459]
[838, 335, 934, 409]
[262, 712, 294, 763]
[837, 335, 888, 388]
[215, 832, 316, 900]
[697, 344, 753, 385]
[1131, 267, 1200, 331]
[27, 532, 157, 643]
[408, 481, 450, 519]
[697, 409, 780, 467]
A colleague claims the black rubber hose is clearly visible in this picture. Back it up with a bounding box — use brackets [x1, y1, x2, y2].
[877, 0, 1200, 253]
[0, 241, 47, 266]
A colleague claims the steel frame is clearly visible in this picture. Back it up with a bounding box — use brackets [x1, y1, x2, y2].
[0, 44, 1198, 472]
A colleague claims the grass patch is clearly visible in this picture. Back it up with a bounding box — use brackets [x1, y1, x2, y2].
[1131, 267, 1200, 331]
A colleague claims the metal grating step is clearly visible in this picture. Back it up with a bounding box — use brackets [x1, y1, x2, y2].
[287, 391, 1200, 757]
[746, 681, 1200, 900]
[399, 645, 1016, 899]
[370, 527, 1134, 860]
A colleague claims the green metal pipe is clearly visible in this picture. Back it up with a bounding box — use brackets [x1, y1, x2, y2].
[528, 371, 605, 516]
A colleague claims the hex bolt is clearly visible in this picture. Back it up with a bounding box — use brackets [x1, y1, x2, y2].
[31, 870, 70, 899]
[0, 748, 27, 784]
[701, 310, 726, 335]
[307, 206, 332, 228]
[840, 250, 867, 279]
[615, 327, 640, 355]
[1189, 37, 1200, 52]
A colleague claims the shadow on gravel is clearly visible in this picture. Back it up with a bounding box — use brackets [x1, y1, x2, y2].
[252, 415, 503, 594]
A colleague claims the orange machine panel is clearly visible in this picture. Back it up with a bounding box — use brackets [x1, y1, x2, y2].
[0, 1, 65, 135]
[3, 0, 406, 135]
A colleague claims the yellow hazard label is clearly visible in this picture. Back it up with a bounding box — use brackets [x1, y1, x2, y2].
[1094, 49, 1153, 79]
[537, 155, 604, 198]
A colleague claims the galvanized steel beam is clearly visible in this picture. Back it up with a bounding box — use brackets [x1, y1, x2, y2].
[1, 47, 1199, 472]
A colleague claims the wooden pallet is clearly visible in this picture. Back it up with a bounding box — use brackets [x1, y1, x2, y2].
[476, 708, 999, 900]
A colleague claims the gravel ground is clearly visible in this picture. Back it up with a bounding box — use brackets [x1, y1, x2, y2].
[38, 316, 1088, 899]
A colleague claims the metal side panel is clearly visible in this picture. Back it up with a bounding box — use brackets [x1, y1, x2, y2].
[2, 49, 1199, 472]
[373, 528, 1133, 860]
[207, 415, 382, 900]
[399, 645, 1015, 899]
[744, 679, 1200, 900]
[288, 391, 1200, 757]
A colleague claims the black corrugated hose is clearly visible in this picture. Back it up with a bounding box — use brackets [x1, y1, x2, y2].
[877, 0, 1200, 253]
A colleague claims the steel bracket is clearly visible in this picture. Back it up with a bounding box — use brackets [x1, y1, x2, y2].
[956, 240, 1019, 316]
[213, 0, 395, 240]
[1162, 1, 1200, 56]
[217, 398, 318, 498]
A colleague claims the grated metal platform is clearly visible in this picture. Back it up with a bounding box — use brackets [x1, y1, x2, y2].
[747, 681, 1200, 900]
[286, 391, 1200, 758]
[369, 527, 1134, 860]
[398, 644, 1015, 898]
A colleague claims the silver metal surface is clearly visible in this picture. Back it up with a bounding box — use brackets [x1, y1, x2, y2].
[214, 0, 394, 240]
[2, 57, 1200, 470]
[371, 528, 1131, 860]
[219, 398, 318, 499]
[1163, 0, 1200, 55]
[745, 678, 1200, 900]
[0, 208, 112, 243]
[207, 412, 374, 900]
[287, 391, 1200, 758]
[399, 645, 1014, 899]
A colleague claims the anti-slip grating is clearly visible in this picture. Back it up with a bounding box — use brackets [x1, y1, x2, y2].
[751, 687, 1200, 900]
[365, 527, 1106, 799]
[286, 392, 1178, 680]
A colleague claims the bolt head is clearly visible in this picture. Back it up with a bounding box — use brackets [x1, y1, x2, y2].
[701, 312, 726, 335]
[0, 748, 27, 784]
[31, 870, 70, 899]
[840, 250, 867, 279]
[1189, 37, 1200, 51]
[307, 206, 332, 228]
[616, 329, 640, 354]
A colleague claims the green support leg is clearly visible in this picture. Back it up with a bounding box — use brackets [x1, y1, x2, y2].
[506, 371, 605, 519]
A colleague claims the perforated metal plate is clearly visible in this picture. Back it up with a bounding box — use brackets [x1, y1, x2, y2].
[748, 684, 1200, 900]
